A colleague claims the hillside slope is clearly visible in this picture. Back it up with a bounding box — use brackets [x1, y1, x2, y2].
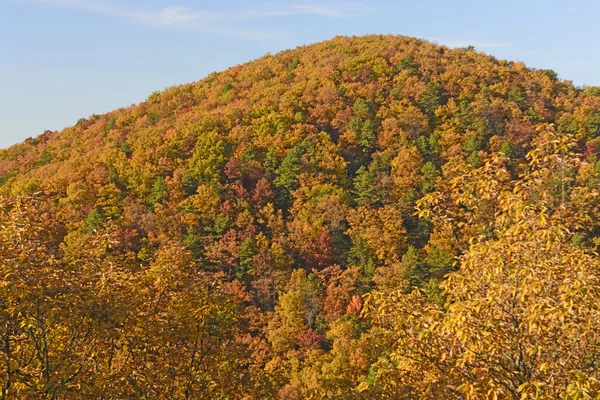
[1, 35, 600, 398]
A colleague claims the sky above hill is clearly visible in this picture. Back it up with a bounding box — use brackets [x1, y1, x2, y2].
[1, 0, 599, 149]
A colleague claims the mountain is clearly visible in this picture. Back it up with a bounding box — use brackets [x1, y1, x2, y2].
[1, 35, 600, 399]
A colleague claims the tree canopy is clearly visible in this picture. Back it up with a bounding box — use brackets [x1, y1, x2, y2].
[1, 35, 600, 398]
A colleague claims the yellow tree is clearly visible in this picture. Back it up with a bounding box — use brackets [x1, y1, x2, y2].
[362, 131, 600, 399]
[0, 196, 128, 398]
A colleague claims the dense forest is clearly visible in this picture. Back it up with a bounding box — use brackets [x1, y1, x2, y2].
[1, 34, 600, 399]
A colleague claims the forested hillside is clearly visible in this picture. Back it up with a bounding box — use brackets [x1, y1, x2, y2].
[1, 34, 600, 399]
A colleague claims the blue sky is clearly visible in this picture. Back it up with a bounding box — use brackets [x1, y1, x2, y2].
[1, 0, 599, 149]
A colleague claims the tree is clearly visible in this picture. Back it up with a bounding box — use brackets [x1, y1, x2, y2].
[362, 141, 600, 399]
[274, 145, 304, 211]
[188, 129, 227, 187]
[419, 81, 444, 119]
[146, 176, 169, 206]
[267, 270, 323, 354]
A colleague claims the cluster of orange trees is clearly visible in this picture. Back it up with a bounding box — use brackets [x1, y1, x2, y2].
[1, 35, 600, 398]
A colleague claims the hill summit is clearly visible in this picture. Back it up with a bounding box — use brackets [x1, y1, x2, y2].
[1, 35, 600, 398]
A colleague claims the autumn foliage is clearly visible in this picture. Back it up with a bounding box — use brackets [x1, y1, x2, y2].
[1, 35, 600, 398]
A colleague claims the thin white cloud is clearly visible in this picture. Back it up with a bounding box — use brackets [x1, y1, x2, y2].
[130, 6, 218, 28]
[572, 60, 600, 64]
[291, 4, 346, 17]
[20, 0, 125, 17]
[18, 0, 349, 39]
